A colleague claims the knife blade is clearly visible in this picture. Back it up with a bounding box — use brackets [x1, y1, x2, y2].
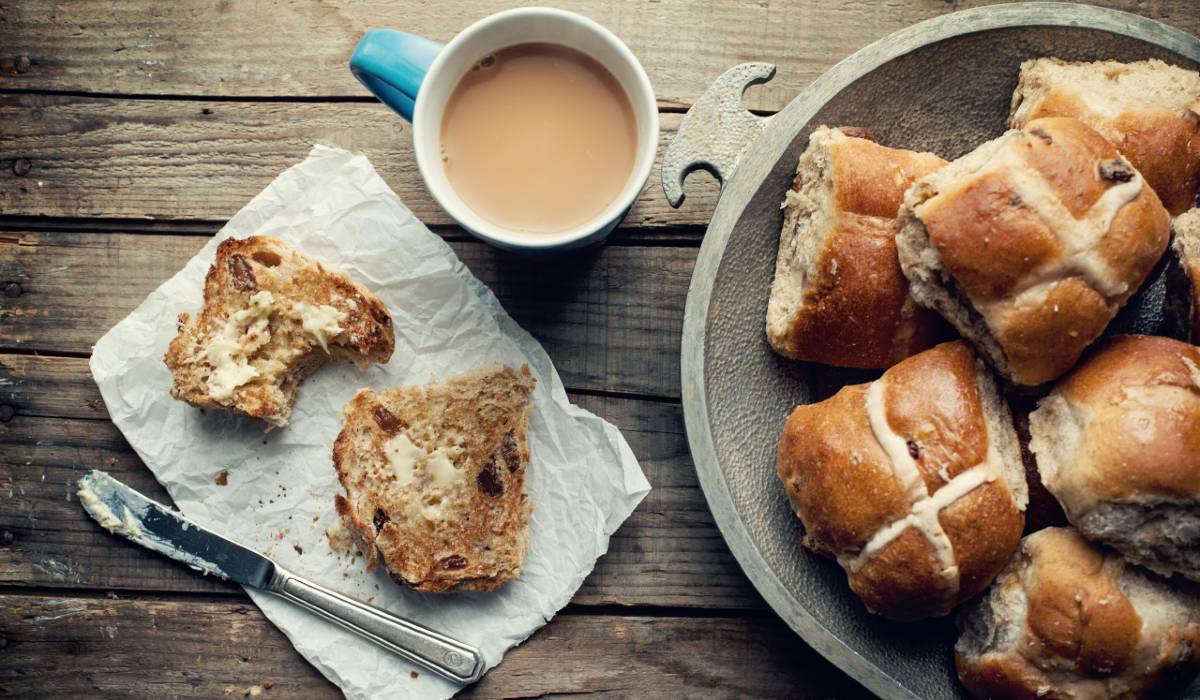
[77, 470, 485, 684]
[77, 469, 275, 587]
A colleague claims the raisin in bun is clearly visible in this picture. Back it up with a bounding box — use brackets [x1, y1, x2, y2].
[766, 126, 949, 368]
[897, 117, 1171, 386]
[777, 341, 1027, 620]
[1029, 335, 1200, 582]
[956, 527, 1200, 700]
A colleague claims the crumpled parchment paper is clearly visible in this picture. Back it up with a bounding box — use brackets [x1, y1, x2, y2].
[89, 144, 652, 699]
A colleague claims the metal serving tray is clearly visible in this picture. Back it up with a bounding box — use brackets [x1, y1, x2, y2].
[661, 4, 1200, 698]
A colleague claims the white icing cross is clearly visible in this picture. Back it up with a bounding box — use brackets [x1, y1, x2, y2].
[918, 129, 1145, 326]
[839, 378, 999, 598]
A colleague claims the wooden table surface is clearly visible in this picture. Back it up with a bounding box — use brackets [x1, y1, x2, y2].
[3, 1, 1200, 697]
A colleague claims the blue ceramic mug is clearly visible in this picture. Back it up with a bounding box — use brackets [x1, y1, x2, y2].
[350, 8, 659, 252]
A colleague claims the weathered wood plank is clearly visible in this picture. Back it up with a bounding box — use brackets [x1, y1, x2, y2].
[3, 0, 1198, 111]
[0, 594, 334, 698]
[0, 231, 691, 399]
[0, 594, 867, 699]
[0, 366, 758, 607]
[0, 354, 106, 421]
[0, 95, 718, 227]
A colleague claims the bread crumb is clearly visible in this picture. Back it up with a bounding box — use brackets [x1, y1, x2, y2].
[262, 681, 273, 690]
[292, 544, 303, 555]
[326, 522, 355, 556]
[108, 457, 118, 466]
[410, 671, 419, 679]
[243, 686, 263, 697]
[215, 470, 229, 486]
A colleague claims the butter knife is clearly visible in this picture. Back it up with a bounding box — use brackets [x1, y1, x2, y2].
[76, 469, 485, 684]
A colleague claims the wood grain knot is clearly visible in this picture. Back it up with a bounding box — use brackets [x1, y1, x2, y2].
[11, 159, 32, 177]
[13, 55, 31, 73]
[4, 282, 22, 298]
[0, 405, 14, 422]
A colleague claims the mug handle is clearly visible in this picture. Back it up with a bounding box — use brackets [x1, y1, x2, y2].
[349, 29, 444, 122]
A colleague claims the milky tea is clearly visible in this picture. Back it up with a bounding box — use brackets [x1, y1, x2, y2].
[440, 43, 638, 235]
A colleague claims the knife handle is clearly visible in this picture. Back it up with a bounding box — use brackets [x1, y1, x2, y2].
[267, 567, 485, 684]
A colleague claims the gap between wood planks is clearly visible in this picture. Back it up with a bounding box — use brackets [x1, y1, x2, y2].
[0, 365, 684, 423]
[0, 87, 730, 115]
[0, 87, 781, 123]
[0, 216, 707, 247]
[0, 343, 689, 409]
[0, 586, 766, 620]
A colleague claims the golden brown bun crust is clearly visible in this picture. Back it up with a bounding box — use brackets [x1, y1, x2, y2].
[769, 128, 949, 368]
[914, 117, 1170, 385]
[830, 136, 947, 218]
[956, 528, 1200, 700]
[1106, 108, 1200, 216]
[777, 341, 1024, 620]
[332, 365, 534, 592]
[164, 235, 394, 426]
[1011, 59, 1200, 215]
[1034, 335, 1200, 509]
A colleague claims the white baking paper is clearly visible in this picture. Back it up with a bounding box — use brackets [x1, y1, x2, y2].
[89, 145, 651, 699]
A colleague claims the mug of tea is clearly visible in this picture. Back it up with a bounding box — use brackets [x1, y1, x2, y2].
[350, 8, 659, 252]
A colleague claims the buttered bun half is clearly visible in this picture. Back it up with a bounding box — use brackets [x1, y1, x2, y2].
[956, 527, 1200, 700]
[777, 340, 1027, 620]
[1030, 335, 1200, 583]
